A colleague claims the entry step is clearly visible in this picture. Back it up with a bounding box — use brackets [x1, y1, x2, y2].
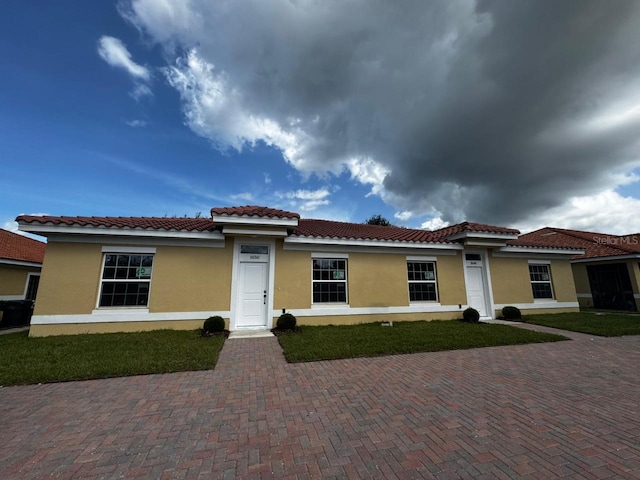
[228, 329, 274, 339]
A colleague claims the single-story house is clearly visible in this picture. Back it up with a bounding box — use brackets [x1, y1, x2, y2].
[516, 227, 640, 311]
[17, 206, 583, 337]
[0, 228, 46, 322]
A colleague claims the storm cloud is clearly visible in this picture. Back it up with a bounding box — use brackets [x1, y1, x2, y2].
[122, 0, 640, 226]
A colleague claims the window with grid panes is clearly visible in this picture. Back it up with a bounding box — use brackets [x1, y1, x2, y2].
[407, 261, 438, 302]
[529, 264, 553, 299]
[99, 254, 154, 307]
[312, 258, 347, 303]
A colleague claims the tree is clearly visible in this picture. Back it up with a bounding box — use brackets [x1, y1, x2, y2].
[364, 214, 393, 226]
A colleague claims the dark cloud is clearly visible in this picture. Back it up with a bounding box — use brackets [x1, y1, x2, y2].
[125, 0, 640, 224]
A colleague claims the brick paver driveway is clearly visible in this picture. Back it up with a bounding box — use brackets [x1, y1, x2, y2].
[1, 325, 639, 479]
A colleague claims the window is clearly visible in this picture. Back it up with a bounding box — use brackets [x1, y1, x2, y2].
[529, 264, 553, 299]
[99, 253, 154, 307]
[25, 274, 40, 302]
[407, 261, 438, 302]
[312, 258, 347, 303]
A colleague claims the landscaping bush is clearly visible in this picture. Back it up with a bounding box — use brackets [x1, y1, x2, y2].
[203, 316, 225, 334]
[276, 312, 297, 330]
[502, 306, 522, 320]
[462, 307, 480, 323]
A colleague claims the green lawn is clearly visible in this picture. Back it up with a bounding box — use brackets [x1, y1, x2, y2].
[0, 330, 225, 387]
[275, 320, 567, 362]
[524, 312, 640, 337]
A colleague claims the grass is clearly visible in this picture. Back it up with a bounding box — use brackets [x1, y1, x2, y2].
[0, 329, 225, 387]
[524, 312, 640, 337]
[275, 320, 567, 362]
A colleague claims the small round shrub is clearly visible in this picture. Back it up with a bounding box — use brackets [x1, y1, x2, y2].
[276, 313, 297, 330]
[462, 307, 480, 323]
[502, 306, 522, 320]
[203, 315, 225, 333]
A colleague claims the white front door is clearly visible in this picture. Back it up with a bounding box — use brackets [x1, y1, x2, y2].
[466, 266, 488, 317]
[465, 253, 490, 317]
[237, 262, 268, 328]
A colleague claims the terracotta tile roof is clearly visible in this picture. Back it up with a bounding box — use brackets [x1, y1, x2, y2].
[211, 206, 300, 219]
[510, 227, 638, 259]
[16, 215, 216, 232]
[429, 222, 520, 241]
[294, 219, 448, 243]
[0, 228, 46, 264]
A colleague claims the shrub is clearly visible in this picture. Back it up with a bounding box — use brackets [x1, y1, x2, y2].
[203, 316, 225, 334]
[462, 307, 480, 323]
[276, 313, 297, 330]
[502, 306, 522, 320]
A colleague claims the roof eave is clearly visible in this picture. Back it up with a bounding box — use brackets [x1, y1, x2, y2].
[17, 222, 224, 240]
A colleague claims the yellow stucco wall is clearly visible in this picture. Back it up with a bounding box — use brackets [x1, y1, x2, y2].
[550, 259, 578, 302]
[0, 264, 39, 297]
[273, 242, 312, 310]
[488, 256, 533, 305]
[274, 248, 467, 310]
[34, 242, 102, 315]
[149, 244, 233, 312]
[489, 256, 577, 305]
[33, 241, 234, 316]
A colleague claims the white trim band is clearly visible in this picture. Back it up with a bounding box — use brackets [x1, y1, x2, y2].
[31, 310, 230, 325]
[283, 304, 466, 317]
[494, 302, 579, 310]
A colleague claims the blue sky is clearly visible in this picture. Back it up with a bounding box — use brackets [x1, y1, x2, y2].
[3, 1, 640, 235]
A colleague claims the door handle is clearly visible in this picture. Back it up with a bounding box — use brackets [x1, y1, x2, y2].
[263, 290, 267, 304]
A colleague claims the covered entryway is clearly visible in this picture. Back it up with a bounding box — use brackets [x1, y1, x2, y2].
[464, 253, 490, 317]
[587, 263, 637, 311]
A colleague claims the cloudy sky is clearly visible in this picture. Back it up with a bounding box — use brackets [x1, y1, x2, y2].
[3, 0, 640, 235]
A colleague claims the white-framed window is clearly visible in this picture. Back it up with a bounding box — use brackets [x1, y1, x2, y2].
[312, 257, 348, 303]
[407, 261, 438, 302]
[98, 253, 154, 307]
[529, 263, 554, 299]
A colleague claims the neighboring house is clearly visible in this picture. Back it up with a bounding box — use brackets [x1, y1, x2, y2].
[0, 228, 46, 309]
[17, 207, 583, 337]
[515, 227, 640, 312]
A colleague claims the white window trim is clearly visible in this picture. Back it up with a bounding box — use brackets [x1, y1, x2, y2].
[406, 258, 439, 303]
[311, 255, 349, 306]
[95, 252, 155, 310]
[528, 262, 555, 300]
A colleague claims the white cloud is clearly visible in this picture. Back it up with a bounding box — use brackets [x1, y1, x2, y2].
[420, 217, 449, 231]
[97, 36, 150, 80]
[98, 35, 152, 99]
[277, 188, 331, 212]
[394, 211, 413, 221]
[125, 119, 148, 127]
[264, 173, 271, 184]
[514, 190, 640, 235]
[230, 192, 254, 202]
[121, 1, 640, 227]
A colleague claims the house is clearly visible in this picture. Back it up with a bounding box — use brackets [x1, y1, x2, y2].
[17, 206, 583, 337]
[515, 227, 640, 312]
[0, 228, 46, 322]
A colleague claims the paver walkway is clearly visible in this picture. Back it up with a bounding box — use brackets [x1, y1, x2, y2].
[1, 326, 639, 479]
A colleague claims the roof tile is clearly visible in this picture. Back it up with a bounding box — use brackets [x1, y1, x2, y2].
[16, 215, 216, 232]
[510, 227, 638, 259]
[211, 206, 300, 219]
[0, 228, 46, 264]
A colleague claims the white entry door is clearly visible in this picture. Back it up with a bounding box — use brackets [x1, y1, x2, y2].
[237, 262, 268, 328]
[466, 265, 488, 317]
